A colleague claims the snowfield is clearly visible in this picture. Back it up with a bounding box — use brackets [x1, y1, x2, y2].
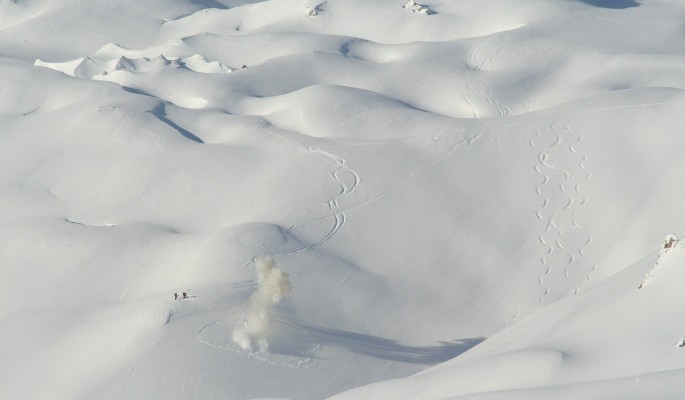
[2, 0, 685, 399]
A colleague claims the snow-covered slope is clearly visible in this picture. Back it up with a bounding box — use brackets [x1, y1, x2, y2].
[2, 0, 685, 399]
[331, 239, 685, 399]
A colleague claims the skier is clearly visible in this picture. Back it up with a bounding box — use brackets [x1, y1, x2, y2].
[182, 291, 188, 299]
[174, 292, 179, 300]
[638, 234, 679, 288]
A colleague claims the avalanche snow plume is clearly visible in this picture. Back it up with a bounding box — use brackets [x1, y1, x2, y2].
[233, 256, 292, 352]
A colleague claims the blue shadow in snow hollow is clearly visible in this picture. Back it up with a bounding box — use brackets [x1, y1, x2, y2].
[274, 319, 485, 366]
[578, 0, 640, 9]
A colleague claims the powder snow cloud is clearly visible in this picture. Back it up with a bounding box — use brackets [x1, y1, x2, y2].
[233, 256, 292, 352]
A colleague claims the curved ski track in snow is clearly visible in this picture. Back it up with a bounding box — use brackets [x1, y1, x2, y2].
[197, 320, 317, 369]
[463, 37, 511, 119]
[272, 146, 360, 258]
[565, 124, 597, 284]
[234, 144, 360, 267]
[462, 82, 481, 119]
[531, 128, 565, 302]
[302, 147, 360, 249]
[531, 122, 594, 302]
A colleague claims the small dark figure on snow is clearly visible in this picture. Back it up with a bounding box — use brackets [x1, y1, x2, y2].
[182, 291, 188, 299]
[174, 292, 179, 300]
[664, 234, 677, 249]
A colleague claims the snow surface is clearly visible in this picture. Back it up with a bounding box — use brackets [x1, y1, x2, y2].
[3, 0, 685, 399]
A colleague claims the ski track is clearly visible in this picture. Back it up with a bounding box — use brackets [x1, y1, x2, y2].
[463, 37, 510, 119]
[464, 40, 484, 118]
[196, 141, 363, 359]
[531, 122, 594, 303]
[301, 147, 360, 249]
[462, 82, 481, 119]
[565, 124, 596, 284]
[532, 128, 562, 303]
[195, 280, 257, 296]
[269, 146, 360, 257]
[208, 139, 361, 357]
[462, 79, 510, 119]
[196, 320, 317, 369]
[234, 144, 360, 269]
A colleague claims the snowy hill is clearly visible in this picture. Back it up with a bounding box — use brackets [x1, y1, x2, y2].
[331, 239, 685, 399]
[2, 0, 685, 399]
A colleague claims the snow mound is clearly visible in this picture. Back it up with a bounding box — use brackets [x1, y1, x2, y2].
[35, 52, 233, 79]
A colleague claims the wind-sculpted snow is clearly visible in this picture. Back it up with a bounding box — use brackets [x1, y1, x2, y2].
[4, 0, 685, 400]
[36, 47, 234, 79]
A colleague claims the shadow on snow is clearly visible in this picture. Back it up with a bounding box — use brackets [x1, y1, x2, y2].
[189, 0, 229, 10]
[272, 318, 485, 366]
[121, 87, 204, 143]
[150, 103, 205, 144]
[577, 0, 640, 9]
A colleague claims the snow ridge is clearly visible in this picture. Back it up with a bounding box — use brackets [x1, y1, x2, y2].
[36, 53, 234, 79]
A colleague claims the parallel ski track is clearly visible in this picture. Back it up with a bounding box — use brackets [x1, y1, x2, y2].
[267, 146, 360, 258]
[231, 139, 361, 269]
[301, 147, 360, 249]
